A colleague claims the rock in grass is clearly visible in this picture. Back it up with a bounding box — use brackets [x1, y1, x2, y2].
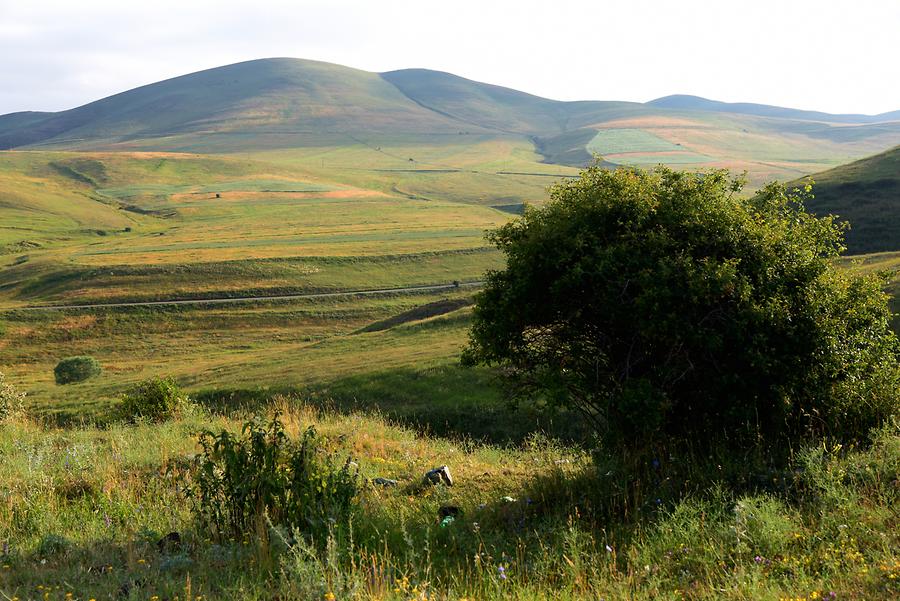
[372, 477, 398, 487]
[156, 531, 182, 553]
[424, 465, 453, 486]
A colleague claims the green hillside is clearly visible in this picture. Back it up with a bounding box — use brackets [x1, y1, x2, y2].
[382, 68, 573, 134]
[381, 68, 651, 136]
[0, 58, 478, 150]
[3, 58, 900, 186]
[803, 145, 900, 253]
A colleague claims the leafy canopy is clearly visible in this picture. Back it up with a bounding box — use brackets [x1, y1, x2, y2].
[463, 166, 899, 448]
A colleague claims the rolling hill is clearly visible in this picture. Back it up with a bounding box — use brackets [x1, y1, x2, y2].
[2, 58, 900, 185]
[0, 58, 479, 151]
[803, 145, 900, 253]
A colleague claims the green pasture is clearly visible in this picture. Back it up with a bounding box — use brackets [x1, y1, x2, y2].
[0, 289, 481, 418]
[604, 152, 713, 165]
[586, 128, 684, 155]
[252, 135, 580, 206]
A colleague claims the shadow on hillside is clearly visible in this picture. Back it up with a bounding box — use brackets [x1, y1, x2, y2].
[193, 365, 592, 446]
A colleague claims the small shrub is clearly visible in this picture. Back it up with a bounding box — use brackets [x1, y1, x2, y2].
[37, 534, 72, 558]
[185, 415, 359, 542]
[0, 371, 26, 421]
[120, 376, 189, 422]
[54, 356, 101, 385]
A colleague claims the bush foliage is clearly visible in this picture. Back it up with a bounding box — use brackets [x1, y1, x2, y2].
[463, 166, 899, 450]
[185, 415, 359, 542]
[120, 376, 189, 422]
[0, 371, 25, 421]
[53, 356, 101, 385]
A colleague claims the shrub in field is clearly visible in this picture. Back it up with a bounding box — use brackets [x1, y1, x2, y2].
[37, 533, 72, 558]
[185, 415, 359, 542]
[464, 165, 899, 452]
[120, 376, 189, 422]
[0, 371, 25, 421]
[53, 356, 101, 385]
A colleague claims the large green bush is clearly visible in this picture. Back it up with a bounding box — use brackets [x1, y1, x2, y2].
[185, 416, 359, 542]
[463, 165, 899, 451]
[53, 356, 101, 385]
[120, 376, 189, 422]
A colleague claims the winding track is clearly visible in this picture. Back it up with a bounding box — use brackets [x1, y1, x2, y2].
[10, 281, 484, 311]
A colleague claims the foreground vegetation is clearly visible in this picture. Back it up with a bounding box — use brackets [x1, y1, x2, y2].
[0, 398, 897, 600]
[1, 141, 897, 601]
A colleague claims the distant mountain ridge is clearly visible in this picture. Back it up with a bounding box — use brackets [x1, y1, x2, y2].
[648, 94, 900, 124]
[2, 57, 900, 175]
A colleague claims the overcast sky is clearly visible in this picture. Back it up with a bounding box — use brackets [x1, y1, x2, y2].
[1, 0, 898, 116]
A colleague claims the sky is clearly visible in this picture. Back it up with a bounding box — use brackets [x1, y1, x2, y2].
[1, 0, 898, 116]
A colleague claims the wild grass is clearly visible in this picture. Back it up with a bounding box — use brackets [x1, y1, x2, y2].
[0, 397, 896, 600]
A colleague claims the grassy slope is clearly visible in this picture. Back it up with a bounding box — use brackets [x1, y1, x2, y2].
[0, 58, 477, 149]
[382, 68, 610, 135]
[801, 146, 900, 253]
